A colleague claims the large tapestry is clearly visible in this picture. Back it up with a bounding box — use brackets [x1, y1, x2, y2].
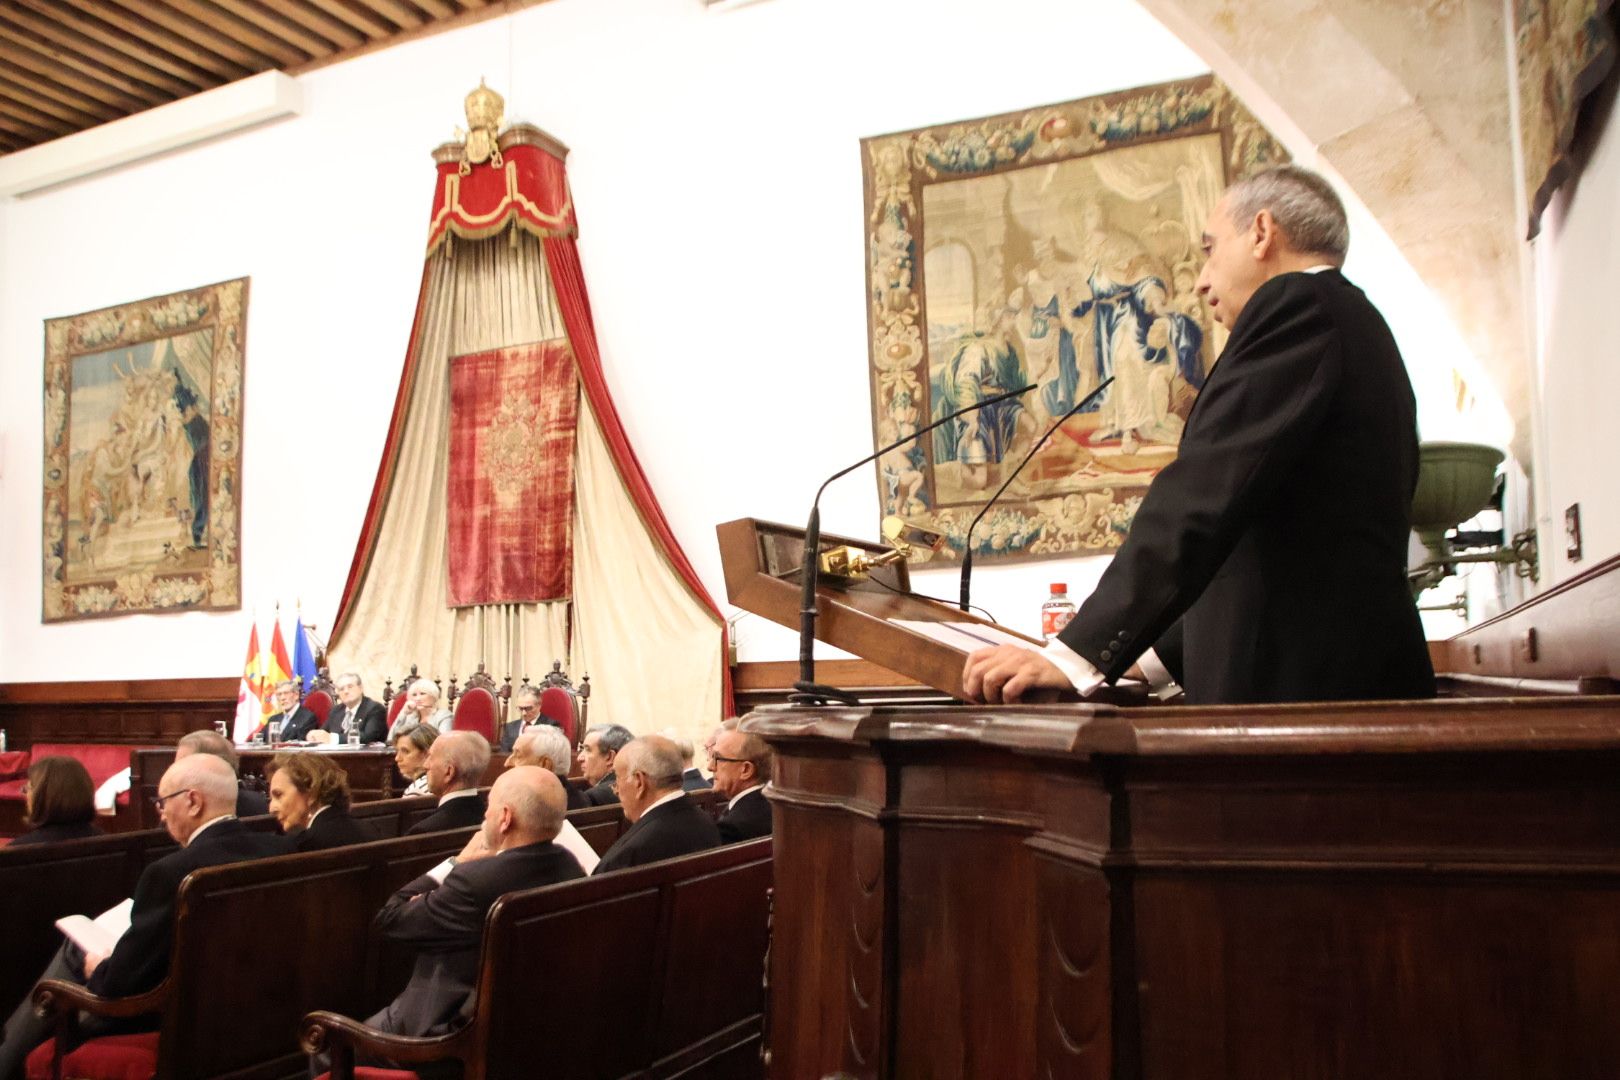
[43, 278, 247, 621]
[1515, 0, 1616, 238]
[447, 338, 579, 606]
[863, 76, 1285, 566]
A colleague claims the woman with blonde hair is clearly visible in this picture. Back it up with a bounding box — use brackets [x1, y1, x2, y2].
[267, 752, 374, 851]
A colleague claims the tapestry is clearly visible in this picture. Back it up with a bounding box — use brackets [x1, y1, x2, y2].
[1515, 0, 1617, 238]
[42, 278, 247, 621]
[862, 75, 1285, 567]
[447, 337, 579, 606]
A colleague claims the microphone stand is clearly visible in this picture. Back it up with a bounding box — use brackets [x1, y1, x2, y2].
[959, 376, 1115, 612]
[791, 382, 1037, 706]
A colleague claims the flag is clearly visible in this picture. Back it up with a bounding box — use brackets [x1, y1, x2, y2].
[292, 617, 318, 693]
[262, 618, 293, 716]
[233, 623, 265, 741]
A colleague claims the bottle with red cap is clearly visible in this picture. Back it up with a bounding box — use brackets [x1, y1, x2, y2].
[1041, 583, 1077, 642]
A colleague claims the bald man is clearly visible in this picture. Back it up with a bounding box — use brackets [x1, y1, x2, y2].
[366, 768, 585, 1042]
[405, 731, 491, 836]
[0, 755, 287, 1077]
[594, 736, 720, 875]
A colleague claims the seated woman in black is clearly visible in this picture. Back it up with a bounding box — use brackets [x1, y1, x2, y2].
[267, 752, 375, 851]
[12, 756, 101, 845]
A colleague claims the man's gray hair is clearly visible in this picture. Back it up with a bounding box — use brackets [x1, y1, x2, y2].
[586, 723, 634, 756]
[659, 728, 696, 767]
[617, 736, 685, 792]
[499, 771, 566, 839]
[734, 730, 773, 783]
[413, 679, 441, 702]
[177, 729, 240, 774]
[274, 679, 300, 694]
[439, 730, 491, 786]
[335, 672, 362, 689]
[519, 725, 573, 777]
[167, 753, 239, 812]
[1224, 165, 1349, 262]
[514, 685, 541, 704]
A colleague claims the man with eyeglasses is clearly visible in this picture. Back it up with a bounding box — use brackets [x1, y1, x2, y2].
[322, 673, 387, 745]
[497, 686, 554, 754]
[0, 755, 287, 1078]
[710, 727, 772, 844]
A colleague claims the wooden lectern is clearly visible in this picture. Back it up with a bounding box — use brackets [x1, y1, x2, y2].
[717, 516, 1082, 702]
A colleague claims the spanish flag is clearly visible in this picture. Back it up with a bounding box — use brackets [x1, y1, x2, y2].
[233, 624, 266, 741]
[261, 619, 294, 717]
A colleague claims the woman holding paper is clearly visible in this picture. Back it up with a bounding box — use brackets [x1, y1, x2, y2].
[12, 756, 100, 846]
[266, 752, 374, 851]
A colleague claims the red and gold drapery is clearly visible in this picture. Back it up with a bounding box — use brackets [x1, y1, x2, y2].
[332, 123, 734, 718]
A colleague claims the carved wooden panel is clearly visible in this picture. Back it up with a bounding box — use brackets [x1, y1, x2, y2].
[1034, 854, 1112, 1080]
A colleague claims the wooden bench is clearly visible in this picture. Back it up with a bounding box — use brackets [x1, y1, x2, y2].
[27, 827, 477, 1080]
[302, 836, 774, 1080]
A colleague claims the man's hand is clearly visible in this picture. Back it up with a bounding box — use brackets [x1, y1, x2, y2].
[456, 830, 492, 863]
[83, 951, 108, 980]
[962, 645, 1071, 703]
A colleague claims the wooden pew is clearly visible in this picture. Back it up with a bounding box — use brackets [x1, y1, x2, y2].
[0, 816, 280, 1021]
[28, 828, 477, 1080]
[348, 793, 441, 838]
[302, 837, 774, 1080]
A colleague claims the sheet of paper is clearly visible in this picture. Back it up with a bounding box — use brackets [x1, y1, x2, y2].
[56, 897, 133, 956]
[894, 619, 1037, 653]
[553, 819, 600, 874]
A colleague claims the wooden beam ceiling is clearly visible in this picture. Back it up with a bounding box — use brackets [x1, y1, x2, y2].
[0, 1, 557, 159]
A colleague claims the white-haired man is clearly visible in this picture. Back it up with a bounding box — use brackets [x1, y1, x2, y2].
[507, 724, 587, 810]
[0, 756, 287, 1076]
[594, 736, 720, 874]
[386, 680, 453, 741]
[405, 731, 490, 835]
[710, 727, 772, 843]
[366, 768, 583, 1046]
[323, 673, 387, 744]
[260, 679, 321, 743]
[964, 165, 1434, 707]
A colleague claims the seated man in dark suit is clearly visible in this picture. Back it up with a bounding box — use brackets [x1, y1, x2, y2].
[661, 730, 711, 791]
[366, 768, 584, 1054]
[322, 673, 388, 744]
[710, 727, 772, 843]
[0, 755, 288, 1077]
[405, 731, 491, 835]
[594, 736, 721, 874]
[175, 729, 268, 818]
[576, 723, 633, 807]
[259, 680, 321, 743]
[497, 686, 549, 753]
[507, 724, 587, 810]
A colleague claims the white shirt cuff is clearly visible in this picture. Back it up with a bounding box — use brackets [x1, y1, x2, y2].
[1040, 639, 1108, 697]
[1134, 647, 1184, 701]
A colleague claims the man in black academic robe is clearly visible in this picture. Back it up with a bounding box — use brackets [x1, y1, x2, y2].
[594, 736, 720, 874]
[406, 731, 492, 836]
[710, 727, 772, 844]
[964, 165, 1434, 708]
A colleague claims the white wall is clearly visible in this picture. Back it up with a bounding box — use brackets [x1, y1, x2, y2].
[0, 0, 1507, 681]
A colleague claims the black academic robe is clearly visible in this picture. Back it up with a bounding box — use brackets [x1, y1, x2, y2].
[716, 788, 772, 844]
[292, 806, 377, 851]
[405, 792, 488, 836]
[1058, 269, 1435, 705]
[594, 793, 721, 874]
[681, 768, 712, 792]
[580, 775, 619, 807]
[261, 705, 321, 743]
[9, 820, 101, 846]
[236, 785, 269, 819]
[324, 697, 388, 744]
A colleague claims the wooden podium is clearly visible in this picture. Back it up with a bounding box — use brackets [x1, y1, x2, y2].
[717, 516, 1078, 702]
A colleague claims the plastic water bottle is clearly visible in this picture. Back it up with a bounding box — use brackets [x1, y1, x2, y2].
[342, 715, 357, 746]
[1041, 583, 1077, 642]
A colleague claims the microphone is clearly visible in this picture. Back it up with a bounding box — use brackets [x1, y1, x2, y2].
[958, 376, 1116, 612]
[792, 381, 1037, 706]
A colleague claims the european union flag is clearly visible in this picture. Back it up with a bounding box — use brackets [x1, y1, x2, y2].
[292, 618, 318, 693]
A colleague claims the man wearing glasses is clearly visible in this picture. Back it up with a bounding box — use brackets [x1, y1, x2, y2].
[0, 755, 287, 1077]
[497, 686, 553, 754]
[709, 727, 772, 844]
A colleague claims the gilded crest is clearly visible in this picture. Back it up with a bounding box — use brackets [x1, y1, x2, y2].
[456, 78, 505, 176]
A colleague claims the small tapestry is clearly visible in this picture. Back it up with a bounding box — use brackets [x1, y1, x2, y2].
[1515, 0, 1617, 238]
[43, 278, 247, 621]
[447, 338, 579, 606]
[862, 76, 1285, 566]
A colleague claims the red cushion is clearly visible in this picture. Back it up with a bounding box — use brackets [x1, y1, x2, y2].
[538, 686, 577, 743]
[451, 687, 497, 743]
[31, 744, 133, 790]
[304, 690, 334, 725]
[0, 749, 29, 780]
[0, 778, 26, 803]
[387, 695, 407, 725]
[26, 1031, 159, 1080]
[312, 1070, 419, 1080]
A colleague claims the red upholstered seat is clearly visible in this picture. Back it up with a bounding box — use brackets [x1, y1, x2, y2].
[25, 1030, 159, 1080]
[31, 744, 133, 790]
[0, 778, 26, 803]
[303, 689, 333, 725]
[451, 687, 497, 742]
[0, 749, 29, 780]
[387, 694, 407, 727]
[313, 1069, 419, 1080]
[538, 686, 577, 744]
